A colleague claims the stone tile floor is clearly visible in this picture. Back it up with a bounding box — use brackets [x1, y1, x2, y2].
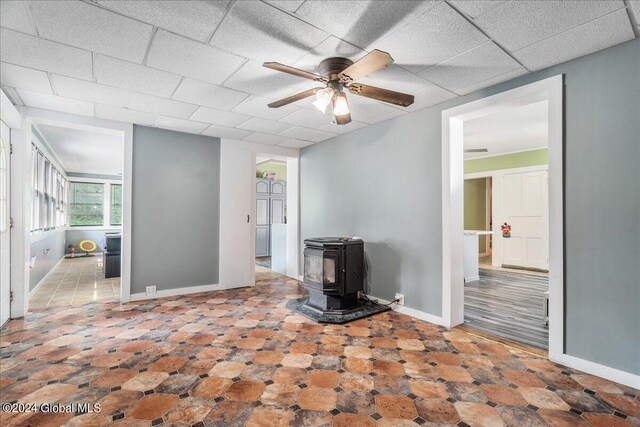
[30, 256, 120, 309]
[1, 270, 638, 426]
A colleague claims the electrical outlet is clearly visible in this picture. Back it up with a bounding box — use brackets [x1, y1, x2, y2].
[146, 286, 157, 296]
[395, 293, 405, 306]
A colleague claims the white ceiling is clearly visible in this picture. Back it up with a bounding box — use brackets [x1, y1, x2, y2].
[34, 124, 124, 176]
[1, 1, 637, 149]
[463, 100, 548, 159]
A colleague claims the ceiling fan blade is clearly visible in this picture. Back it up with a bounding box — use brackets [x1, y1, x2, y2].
[263, 62, 327, 82]
[334, 112, 352, 125]
[338, 49, 393, 82]
[348, 83, 414, 107]
[268, 87, 323, 108]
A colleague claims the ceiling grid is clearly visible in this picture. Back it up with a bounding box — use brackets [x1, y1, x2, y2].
[0, 0, 636, 148]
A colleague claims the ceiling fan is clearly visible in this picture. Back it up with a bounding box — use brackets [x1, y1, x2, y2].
[263, 49, 415, 125]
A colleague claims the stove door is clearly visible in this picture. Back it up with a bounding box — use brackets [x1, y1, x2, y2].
[304, 247, 341, 293]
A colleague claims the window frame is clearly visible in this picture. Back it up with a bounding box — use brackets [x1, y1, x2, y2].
[67, 177, 123, 230]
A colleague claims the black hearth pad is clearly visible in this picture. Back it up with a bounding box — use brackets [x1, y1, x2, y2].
[287, 297, 392, 324]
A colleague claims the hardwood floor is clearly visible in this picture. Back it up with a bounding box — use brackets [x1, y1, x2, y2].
[464, 268, 549, 350]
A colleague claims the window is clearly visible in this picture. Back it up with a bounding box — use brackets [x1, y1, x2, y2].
[110, 184, 122, 226]
[69, 182, 104, 226]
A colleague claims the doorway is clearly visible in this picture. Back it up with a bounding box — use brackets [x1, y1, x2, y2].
[27, 122, 125, 310]
[442, 76, 564, 359]
[255, 156, 287, 274]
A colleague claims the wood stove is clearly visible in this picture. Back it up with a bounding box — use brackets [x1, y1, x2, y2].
[303, 237, 364, 314]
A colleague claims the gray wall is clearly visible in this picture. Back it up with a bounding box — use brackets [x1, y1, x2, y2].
[300, 39, 640, 375]
[30, 230, 66, 291]
[131, 126, 220, 294]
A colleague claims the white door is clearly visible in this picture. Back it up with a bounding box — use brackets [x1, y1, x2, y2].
[0, 121, 11, 326]
[500, 169, 549, 269]
[218, 141, 255, 289]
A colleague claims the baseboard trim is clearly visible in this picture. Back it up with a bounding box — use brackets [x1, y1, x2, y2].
[29, 255, 65, 297]
[130, 284, 219, 302]
[553, 353, 640, 389]
[464, 275, 479, 283]
[367, 294, 448, 327]
[297, 275, 303, 282]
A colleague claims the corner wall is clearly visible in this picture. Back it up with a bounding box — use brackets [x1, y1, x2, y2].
[300, 39, 640, 376]
[130, 126, 220, 295]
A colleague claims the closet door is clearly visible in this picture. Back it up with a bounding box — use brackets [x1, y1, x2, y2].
[270, 198, 285, 224]
[270, 180, 285, 196]
[255, 197, 270, 257]
[256, 179, 270, 195]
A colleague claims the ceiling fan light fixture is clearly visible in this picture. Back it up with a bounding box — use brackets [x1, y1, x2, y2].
[313, 87, 334, 113]
[332, 91, 350, 116]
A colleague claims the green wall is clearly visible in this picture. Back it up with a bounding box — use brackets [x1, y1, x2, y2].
[464, 148, 548, 174]
[257, 160, 287, 181]
[464, 178, 488, 253]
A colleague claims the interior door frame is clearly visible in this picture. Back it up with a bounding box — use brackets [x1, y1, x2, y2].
[441, 75, 563, 357]
[9, 107, 132, 317]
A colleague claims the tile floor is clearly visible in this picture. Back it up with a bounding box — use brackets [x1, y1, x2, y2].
[1, 270, 638, 426]
[29, 256, 120, 309]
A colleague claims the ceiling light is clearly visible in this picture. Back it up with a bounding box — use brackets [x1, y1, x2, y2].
[313, 87, 334, 113]
[332, 92, 350, 116]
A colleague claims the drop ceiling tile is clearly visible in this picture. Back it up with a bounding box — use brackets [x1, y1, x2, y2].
[51, 75, 133, 107]
[232, 95, 301, 121]
[293, 36, 366, 71]
[419, 42, 523, 93]
[263, 1, 306, 13]
[155, 116, 209, 135]
[202, 124, 253, 140]
[312, 131, 338, 142]
[294, 0, 439, 49]
[224, 60, 318, 100]
[473, 0, 625, 52]
[0, 0, 36, 34]
[348, 96, 401, 124]
[630, 2, 640, 30]
[376, 2, 488, 73]
[96, 0, 230, 42]
[278, 126, 334, 142]
[0, 62, 52, 94]
[29, 1, 153, 63]
[319, 120, 369, 134]
[147, 30, 246, 85]
[238, 117, 293, 134]
[453, 68, 528, 96]
[173, 78, 249, 111]
[210, 0, 328, 63]
[95, 104, 158, 127]
[448, 1, 508, 19]
[0, 28, 92, 80]
[243, 132, 288, 145]
[1, 87, 23, 106]
[95, 55, 182, 98]
[405, 84, 458, 112]
[18, 89, 94, 117]
[190, 107, 251, 127]
[131, 93, 198, 119]
[357, 65, 432, 94]
[279, 108, 336, 129]
[278, 138, 314, 148]
[513, 9, 635, 71]
[362, 109, 408, 124]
